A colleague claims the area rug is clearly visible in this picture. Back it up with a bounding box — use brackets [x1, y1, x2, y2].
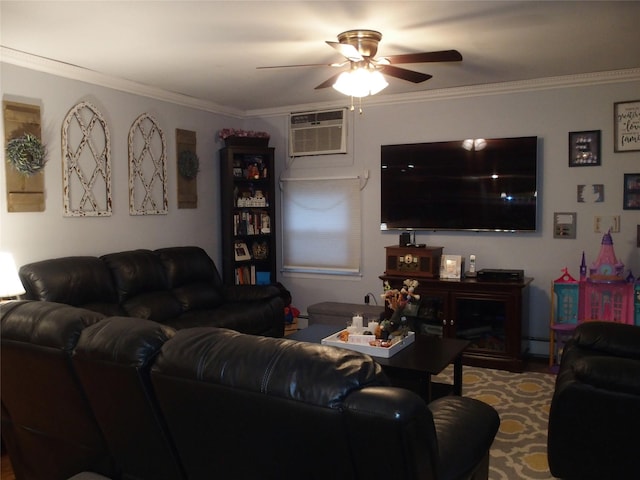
[433, 366, 557, 480]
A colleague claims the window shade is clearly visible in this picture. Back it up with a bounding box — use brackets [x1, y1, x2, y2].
[282, 177, 361, 274]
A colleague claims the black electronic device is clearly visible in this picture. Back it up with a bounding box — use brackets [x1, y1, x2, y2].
[380, 136, 538, 232]
[476, 268, 524, 282]
[399, 232, 411, 246]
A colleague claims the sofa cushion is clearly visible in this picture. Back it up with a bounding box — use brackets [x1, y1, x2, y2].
[18, 256, 121, 315]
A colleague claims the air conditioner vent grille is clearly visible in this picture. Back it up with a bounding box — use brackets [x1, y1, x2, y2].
[289, 108, 347, 157]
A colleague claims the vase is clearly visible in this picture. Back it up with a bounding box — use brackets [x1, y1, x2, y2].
[224, 136, 269, 147]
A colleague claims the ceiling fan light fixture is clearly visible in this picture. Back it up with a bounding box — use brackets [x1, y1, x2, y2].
[332, 68, 388, 98]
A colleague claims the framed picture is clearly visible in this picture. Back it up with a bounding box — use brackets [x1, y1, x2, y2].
[569, 130, 601, 166]
[553, 212, 577, 239]
[577, 184, 604, 203]
[614, 100, 640, 152]
[440, 254, 464, 279]
[623, 173, 640, 210]
[234, 241, 251, 261]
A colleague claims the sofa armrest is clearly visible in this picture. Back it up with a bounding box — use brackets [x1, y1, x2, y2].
[573, 356, 640, 396]
[429, 396, 500, 480]
[222, 284, 283, 302]
[573, 321, 640, 360]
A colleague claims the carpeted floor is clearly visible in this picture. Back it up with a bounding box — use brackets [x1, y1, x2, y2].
[434, 365, 557, 480]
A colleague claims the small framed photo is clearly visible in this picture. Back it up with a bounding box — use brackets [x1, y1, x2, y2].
[569, 130, 601, 166]
[623, 173, 640, 210]
[440, 254, 464, 279]
[234, 241, 251, 261]
[553, 212, 577, 239]
[614, 100, 640, 152]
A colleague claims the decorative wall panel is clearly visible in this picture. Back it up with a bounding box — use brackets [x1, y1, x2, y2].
[128, 113, 167, 215]
[62, 101, 112, 216]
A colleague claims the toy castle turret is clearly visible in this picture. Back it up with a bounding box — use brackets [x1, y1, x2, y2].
[589, 230, 624, 282]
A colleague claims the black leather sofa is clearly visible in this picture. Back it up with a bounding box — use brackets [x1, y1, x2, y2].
[18, 246, 285, 337]
[547, 321, 640, 480]
[1, 300, 500, 480]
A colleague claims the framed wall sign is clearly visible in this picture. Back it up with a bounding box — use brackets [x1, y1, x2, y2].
[569, 130, 601, 166]
[614, 100, 640, 152]
[623, 173, 640, 210]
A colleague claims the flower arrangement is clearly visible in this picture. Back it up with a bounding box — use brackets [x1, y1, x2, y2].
[6, 133, 47, 176]
[218, 128, 270, 140]
[382, 279, 421, 312]
[378, 279, 421, 339]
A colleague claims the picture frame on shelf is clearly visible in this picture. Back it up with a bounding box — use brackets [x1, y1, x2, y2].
[614, 100, 640, 152]
[440, 254, 464, 279]
[569, 130, 601, 167]
[234, 241, 251, 261]
[623, 173, 640, 210]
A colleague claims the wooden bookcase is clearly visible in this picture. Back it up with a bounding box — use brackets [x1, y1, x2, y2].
[380, 275, 532, 372]
[219, 146, 276, 286]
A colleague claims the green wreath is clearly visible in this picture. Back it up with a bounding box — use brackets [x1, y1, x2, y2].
[178, 150, 199, 179]
[6, 133, 47, 176]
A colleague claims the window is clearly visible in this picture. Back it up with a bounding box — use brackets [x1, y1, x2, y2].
[281, 177, 361, 275]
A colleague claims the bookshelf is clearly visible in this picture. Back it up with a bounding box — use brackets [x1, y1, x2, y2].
[219, 145, 276, 285]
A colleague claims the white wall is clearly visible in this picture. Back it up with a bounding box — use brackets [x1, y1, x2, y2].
[252, 79, 640, 355]
[3, 62, 639, 356]
[1, 63, 242, 269]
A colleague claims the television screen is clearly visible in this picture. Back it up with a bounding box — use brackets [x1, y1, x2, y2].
[381, 137, 538, 232]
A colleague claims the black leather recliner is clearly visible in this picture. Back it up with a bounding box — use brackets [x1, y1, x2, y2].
[2, 301, 500, 480]
[72, 317, 186, 480]
[547, 321, 640, 480]
[151, 327, 500, 480]
[0, 301, 115, 480]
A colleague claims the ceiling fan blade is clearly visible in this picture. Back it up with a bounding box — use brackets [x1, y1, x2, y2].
[383, 49, 463, 64]
[314, 72, 343, 90]
[257, 61, 346, 69]
[379, 65, 433, 83]
[326, 41, 364, 62]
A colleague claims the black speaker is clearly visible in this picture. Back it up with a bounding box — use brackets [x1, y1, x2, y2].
[399, 232, 411, 246]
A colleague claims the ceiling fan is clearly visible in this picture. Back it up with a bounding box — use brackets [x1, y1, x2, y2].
[258, 29, 462, 93]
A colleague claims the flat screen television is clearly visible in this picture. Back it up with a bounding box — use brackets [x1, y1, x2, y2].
[381, 136, 538, 232]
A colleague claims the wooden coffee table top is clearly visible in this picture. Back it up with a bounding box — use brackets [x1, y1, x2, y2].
[288, 324, 469, 377]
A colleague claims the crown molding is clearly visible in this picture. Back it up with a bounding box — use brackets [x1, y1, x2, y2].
[249, 68, 640, 117]
[3, 47, 639, 119]
[1, 46, 244, 118]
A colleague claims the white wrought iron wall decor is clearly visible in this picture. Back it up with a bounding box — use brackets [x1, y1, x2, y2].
[62, 101, 112, 216]
[128, 113, 168, 215]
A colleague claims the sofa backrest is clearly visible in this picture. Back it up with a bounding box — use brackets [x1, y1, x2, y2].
[150, 327, 443, 480]
[18, 256, 123, 316]
[73, 316, 186, 480]
[101, 249, 183, 321]
[0, 301, 115, 480]
[155, 246, 225, 310]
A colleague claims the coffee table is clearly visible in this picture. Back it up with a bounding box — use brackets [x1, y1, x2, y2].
[288, 324, 469, 402]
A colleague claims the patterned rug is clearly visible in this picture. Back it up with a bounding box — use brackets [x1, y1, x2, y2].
[433, 366, 557, 480]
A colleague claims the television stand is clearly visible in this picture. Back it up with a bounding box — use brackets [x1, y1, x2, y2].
[380, 274, 533, 372]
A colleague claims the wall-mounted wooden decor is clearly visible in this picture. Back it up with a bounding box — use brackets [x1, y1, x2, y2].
[128, 113, 167, 215]
[3, 101, 45, 212]
[62, 101, 112, 216]
[176, 128, 198, 209]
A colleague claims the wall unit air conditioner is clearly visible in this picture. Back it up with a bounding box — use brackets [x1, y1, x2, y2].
[289, 109, 347, 157]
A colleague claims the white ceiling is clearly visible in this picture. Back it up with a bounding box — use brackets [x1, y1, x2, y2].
[2, 1, 640, 115]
